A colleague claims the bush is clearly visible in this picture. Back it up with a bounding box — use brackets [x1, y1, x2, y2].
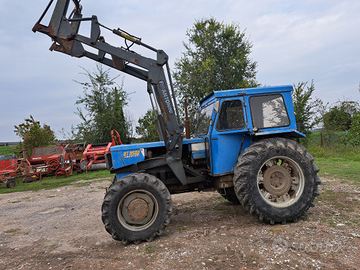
[342, 112, 360, 146]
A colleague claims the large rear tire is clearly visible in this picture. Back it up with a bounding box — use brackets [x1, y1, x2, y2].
[101, 173, 172, 244]
[233, 138, 321, 224]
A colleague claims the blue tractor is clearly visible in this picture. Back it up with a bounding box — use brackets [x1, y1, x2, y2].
[34, 0, 320, 244]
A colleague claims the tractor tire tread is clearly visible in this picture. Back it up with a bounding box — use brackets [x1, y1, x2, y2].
[101, 173, 172, 244]
[233, 137, 320, 224]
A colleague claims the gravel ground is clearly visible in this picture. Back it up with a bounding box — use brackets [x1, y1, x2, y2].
[0, 177, 359, 269]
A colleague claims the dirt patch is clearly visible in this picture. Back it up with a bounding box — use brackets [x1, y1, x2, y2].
[0, 177, 359, 269]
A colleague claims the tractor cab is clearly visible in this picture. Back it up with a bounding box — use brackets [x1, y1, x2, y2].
[193, 85, 305, 176]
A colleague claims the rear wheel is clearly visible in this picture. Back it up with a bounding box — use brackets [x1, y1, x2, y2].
[233, 138, 321, 224]
[101, 173, 172, 244]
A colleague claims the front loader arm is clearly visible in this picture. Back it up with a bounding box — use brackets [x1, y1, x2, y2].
[33, 0, 184, 162]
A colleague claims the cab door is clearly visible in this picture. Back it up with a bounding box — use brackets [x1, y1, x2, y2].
[193, 101, 216, 170]
[210, 97, 250, 176]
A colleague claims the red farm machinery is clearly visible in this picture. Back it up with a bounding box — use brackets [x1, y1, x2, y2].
[80, 130, 122, 172]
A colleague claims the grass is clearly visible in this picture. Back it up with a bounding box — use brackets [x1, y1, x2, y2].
[306, 132, 360, 186]
[313, 181, 360, 228]
[145, 245, 157, 254]
[0, 169, 112, 194]
[308, 144, 360, 161]
[316, 158, 360, 183]
[73, 181, 92, 187]
[318, 190, 352, 211]
[307, 145, 360, 185]
[177, 226, 188, 231]
[8, 200, 21, 203]
[4, 228, 21, 233]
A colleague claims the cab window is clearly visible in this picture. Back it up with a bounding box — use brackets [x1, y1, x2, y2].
[216, 100, 245, 131]
[250, 94, 290, 128]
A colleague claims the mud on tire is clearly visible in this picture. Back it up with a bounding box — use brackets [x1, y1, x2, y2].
[101, 173, 172, 244]
[233, 138, 321, 224]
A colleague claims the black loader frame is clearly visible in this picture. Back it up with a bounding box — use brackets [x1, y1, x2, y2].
[33, 0, 191, 183]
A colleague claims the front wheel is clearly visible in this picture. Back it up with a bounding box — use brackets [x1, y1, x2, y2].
[233, 138, 321, 224]
[101, 173, 172, 244]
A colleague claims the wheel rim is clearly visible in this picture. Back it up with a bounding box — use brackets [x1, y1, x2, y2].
[257, 156, 305, 208]
[47, 159, 60, 171]
[117, 189, 159, 231]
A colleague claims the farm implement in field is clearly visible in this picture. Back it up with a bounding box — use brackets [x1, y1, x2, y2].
[80, 130, 123, 172]
[0, 154, 18, 188]
[0, 145, 77, 187]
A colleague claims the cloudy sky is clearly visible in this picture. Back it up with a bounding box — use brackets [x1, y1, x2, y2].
[1, 0, 359, 142]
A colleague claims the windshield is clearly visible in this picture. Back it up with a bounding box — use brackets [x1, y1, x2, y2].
[195, 103, 214, 136]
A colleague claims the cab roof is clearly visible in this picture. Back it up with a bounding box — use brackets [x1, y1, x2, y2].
[199, 85, 293, 106]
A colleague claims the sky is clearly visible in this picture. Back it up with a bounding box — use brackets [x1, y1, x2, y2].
[1, 0, 359, 142]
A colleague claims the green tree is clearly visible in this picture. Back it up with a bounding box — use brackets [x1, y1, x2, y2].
[136, 110, 160, 142]
[173, 17, 258, 118]
[342, 84, 360, 146]
[292, 80, 320, 134]
[74, 64, 130, 144]
[14, 115, 56, 156]
[343, 112, 360, 146]
[323, 100, 359, 132]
